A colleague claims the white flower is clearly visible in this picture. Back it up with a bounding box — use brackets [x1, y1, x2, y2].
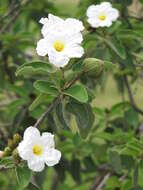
[17, 127, 61, 172]
[36, 14, 84, 68]
[86, 2, 119, 28]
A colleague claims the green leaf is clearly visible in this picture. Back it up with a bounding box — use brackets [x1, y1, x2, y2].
[64, 85, 88, 103]
[125, 107, 139, 128]
[34, 80, 59, 96]
[16, 61, 56, 76]
[105, 36, 126, 60]
[16, 166, 31, 189]
[118, 29, 142, 40]
[26, 183, 40, 190]
[109, 150, 122, 174]
[83, 156, 96, 172]
[0, 156, 14, 166]
[132, 52, 143, 61]
[70, 159, 81, 183]
[133, 162, 139, 190]
[120, 138, 143, 157]
[66, 101, 94, 138]
[29, 93, 54, 111]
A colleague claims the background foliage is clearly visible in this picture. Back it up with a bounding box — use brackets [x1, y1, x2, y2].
[0, 0, 143, 189]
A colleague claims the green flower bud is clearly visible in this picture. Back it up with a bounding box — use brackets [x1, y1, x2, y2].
[3, 147, 12, 157]
[8, 139, 15, 150]
[83, 58, 104, 77]
[0, 151, 4, 158]
[13, 133, 22, 146]
[12, 149, 21, 163]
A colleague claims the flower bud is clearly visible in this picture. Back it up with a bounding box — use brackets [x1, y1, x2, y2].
[0, 151, 4, 158]
[3, 147, 12, 157]
[8, 139, 15, 150]
[13, 133, 22, 146]
[83, 58, 104, 77]
[12, 149, 21, 163]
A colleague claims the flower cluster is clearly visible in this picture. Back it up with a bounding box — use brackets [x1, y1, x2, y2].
[17, 2, 119, 173]
[17, 127, 61, 172]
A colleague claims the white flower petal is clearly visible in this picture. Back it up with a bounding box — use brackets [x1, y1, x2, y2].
[66, 32, 83, 45]
[48, 51, 70, 68]
[41, 132, 55, 148]
[24, 126, 40, 140]
[108, 9, 119, 21]
[17, 140, 33, 160]
[67, 44, 84, 58]
[100, 2, 112, 9]
[36, 38, 49, 56]
[39, 17, 49, 25]
[28, 159, 45, 172]
[45, 149, 61, 167]
[48, 13, 64, 24]
[86, 5, 99, 17]
[41, 14, 64, 37]
[65, 18, 84, 33]
[87, 18, 100, 28]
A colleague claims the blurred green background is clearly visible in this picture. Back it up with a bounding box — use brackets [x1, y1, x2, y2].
[1, 0, 143, 190]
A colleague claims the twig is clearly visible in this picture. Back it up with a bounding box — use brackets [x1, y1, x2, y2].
[124, 76, 143, 115]
[89, 172, 111, 190]
[119, 172, 128, 181]
[64, 73, 82, 90]
[0, 165, 13, 171]
[2, 52, 14, 84]
[0, 1, 20, 22]
[0, 0, 30, 33]
[133, 161, 139, 190]
[134, 64, 143, 68]
[60, 67, 65, 81]
[33, 96, 61, 128]
[96, 173, 111, 190]
[128, 16, 143, 21]
[51, 171, 59, 190]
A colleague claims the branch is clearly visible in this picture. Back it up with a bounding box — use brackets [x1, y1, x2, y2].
[0, 165, 13, 171]
[0, 0, 30, 33]
[134, 63, 143, 68]
[0, 1, 21, 22]
[51, 171, 59, 190]
[96, 173, 111, 190]
[2, 52, 14, 84]
[124, 76, 143, 115]
[64, 72, 83, 90]
[89, 172, 111, 190]
[33, 96, 61, 128]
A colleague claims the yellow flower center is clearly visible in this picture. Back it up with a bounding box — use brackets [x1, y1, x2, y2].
[54, 40, 65, 52]
[98, 15, 106, 21]
[32, 145, 43, 156]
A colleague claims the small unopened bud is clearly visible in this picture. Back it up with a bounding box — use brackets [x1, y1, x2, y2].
[0, 151, 4, 158]
[12, 149, 21, 163]
[83, 58, 104, 77]
[8, 139, 15, 150]
[13, 133, 22, 146]
[3, 147, 12, 157]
